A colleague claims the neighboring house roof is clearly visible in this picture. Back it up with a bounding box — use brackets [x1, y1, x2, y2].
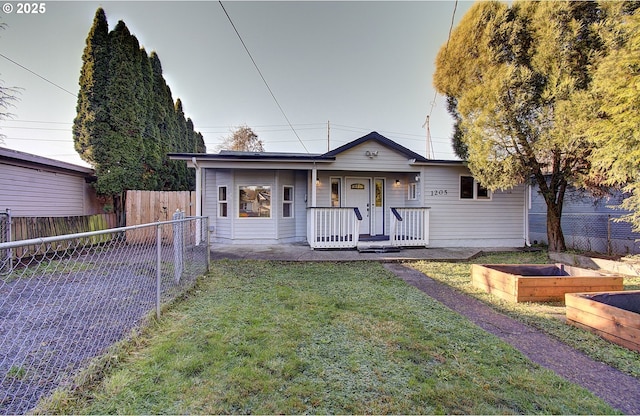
[169, 131, 464, 166]
[0, 147, 94, 176]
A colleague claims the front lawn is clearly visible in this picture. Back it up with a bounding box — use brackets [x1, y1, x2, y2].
[42, 259, 615, 414]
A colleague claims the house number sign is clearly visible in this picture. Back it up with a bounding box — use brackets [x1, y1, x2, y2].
[350, 183, 365, 190]
[429, 189, 448, 196]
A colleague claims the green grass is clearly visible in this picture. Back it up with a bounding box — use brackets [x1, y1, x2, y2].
[409, 250, 640, 379]
[42, 260, 616, 414]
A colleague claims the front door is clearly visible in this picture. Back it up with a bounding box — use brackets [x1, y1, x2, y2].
[346, 178, 371, 235]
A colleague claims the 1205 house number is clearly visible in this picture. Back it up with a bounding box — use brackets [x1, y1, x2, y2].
[429, 190, 448, 196]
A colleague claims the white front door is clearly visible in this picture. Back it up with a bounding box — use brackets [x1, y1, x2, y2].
[346, 178, 370, 235]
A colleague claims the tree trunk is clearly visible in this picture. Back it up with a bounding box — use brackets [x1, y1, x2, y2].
[546, 202, 567, 252]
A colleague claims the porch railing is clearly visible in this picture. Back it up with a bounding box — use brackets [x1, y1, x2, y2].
[390, 207, 430, 247]
[308, 207, 361, 249]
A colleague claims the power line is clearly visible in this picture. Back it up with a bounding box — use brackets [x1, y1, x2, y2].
[218, 1, 310, 153]
[0, 53, 77, 97]
[424, 0, 458, 159]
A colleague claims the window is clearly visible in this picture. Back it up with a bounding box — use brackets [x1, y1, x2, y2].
[460, 176, 491, 200]
[331, 178, 341, 207]
[218, 186, 228, 218]
[283, 186, 294, 218]
[239, 185, 271, 217]
[408, 182, 418, 200]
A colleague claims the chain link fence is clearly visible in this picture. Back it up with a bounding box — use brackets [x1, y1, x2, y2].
[0, 213, 209, 414]
[530, 212, 640, 255]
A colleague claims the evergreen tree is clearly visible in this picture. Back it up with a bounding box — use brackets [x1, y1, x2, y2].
[433, 0, 607, 252]
[73, 8, 110, 167]
[573, 4, 640, 232]
[73, 8, 206, 208]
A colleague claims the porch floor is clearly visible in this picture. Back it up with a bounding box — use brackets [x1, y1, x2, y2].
[210, 242, 520, 262]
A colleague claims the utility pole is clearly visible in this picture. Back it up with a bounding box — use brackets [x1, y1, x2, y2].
[422, 115, 433, 159]
[327, 120, 330, 152]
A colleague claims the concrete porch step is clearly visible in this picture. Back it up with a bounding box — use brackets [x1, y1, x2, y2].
[357, 240, 401, 253]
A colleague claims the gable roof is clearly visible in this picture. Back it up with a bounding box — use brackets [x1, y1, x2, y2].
[169, 131, 463, 166]
[322, 131, 430, 162]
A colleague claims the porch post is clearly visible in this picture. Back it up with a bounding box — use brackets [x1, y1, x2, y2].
[311, 163, 318, 206]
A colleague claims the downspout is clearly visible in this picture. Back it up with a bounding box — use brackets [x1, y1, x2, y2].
[191, 157, 202, 218]
[192, 157, 202, 244]
[311, 162, 318, 207]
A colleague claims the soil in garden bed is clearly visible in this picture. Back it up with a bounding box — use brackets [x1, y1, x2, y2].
[587, 292, 640, 314]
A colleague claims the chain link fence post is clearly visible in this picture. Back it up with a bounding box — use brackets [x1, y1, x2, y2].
[0, 208, 11, 275]
[173, 210, 185, 283]
[156, 221, 162, 320]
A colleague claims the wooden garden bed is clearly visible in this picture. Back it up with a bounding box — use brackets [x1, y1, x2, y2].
[471, 264, 623, 303]
[566, 291, 640, 353]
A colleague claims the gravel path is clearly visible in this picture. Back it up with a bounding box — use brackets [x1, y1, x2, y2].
[385, 263, 640, 415]
[0, 244, 207, 415]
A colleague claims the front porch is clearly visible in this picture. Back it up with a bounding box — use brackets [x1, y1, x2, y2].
[307, 207, 430, 250]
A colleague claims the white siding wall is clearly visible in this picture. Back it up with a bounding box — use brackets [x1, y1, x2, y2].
[422, 165, 525, 247]
[0, 163, 89, 216]
[327, 142, 415, 172]
[203, 163, 525, 247]
[205, 168, 308, 244]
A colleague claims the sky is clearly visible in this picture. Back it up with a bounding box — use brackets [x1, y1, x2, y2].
[0, 0, 473, 167]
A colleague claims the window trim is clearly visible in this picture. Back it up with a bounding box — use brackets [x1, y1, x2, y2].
[217, 185, 228, 218]
[407, 182, 418, 201]
[238, 185, 272, 218]
[330, 177, 342, 207]
[459, 175, 492, 201]
[282, 185, 294, 218]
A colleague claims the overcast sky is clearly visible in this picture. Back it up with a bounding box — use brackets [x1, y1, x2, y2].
[0, 0, 473, 166]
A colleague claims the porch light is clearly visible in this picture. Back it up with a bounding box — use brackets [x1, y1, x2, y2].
[395, 179, 400, 186]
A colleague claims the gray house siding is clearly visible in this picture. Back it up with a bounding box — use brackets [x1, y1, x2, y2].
[175, 132, 527, 248]
[0, 148, 99, 217]
[423, 165, 526, 247]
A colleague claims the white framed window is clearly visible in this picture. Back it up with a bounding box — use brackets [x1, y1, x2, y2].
[408, 182, 418, 200]
[460, 176, 491, 200]
[283, 185, 294, 218]
[330, 177, 342, 207]
[238, 185, 271, 218]
[218, 186, 228, 218]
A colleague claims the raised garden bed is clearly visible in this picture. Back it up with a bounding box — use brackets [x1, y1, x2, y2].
[566, 291, 640, 353]
[471, 264, 624, 303]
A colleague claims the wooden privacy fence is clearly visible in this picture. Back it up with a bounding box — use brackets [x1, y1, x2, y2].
[8, 213, 117, 259]
[11, 213, 117, 242]
[126, 190, 195, 226]
[125, 190, 196, 244]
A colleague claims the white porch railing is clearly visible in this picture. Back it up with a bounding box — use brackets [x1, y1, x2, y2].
[390, 207, 430, 247]
[308, 207, 361, 249]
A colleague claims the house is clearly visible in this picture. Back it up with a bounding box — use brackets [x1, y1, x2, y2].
[0, 147, 103, 217]
[529, 184, 640, 255]
[169, 132, 528, 249]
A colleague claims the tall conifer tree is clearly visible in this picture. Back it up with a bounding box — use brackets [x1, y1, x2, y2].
[73, 8, 110, 167]
[74, 7, 206, 210]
